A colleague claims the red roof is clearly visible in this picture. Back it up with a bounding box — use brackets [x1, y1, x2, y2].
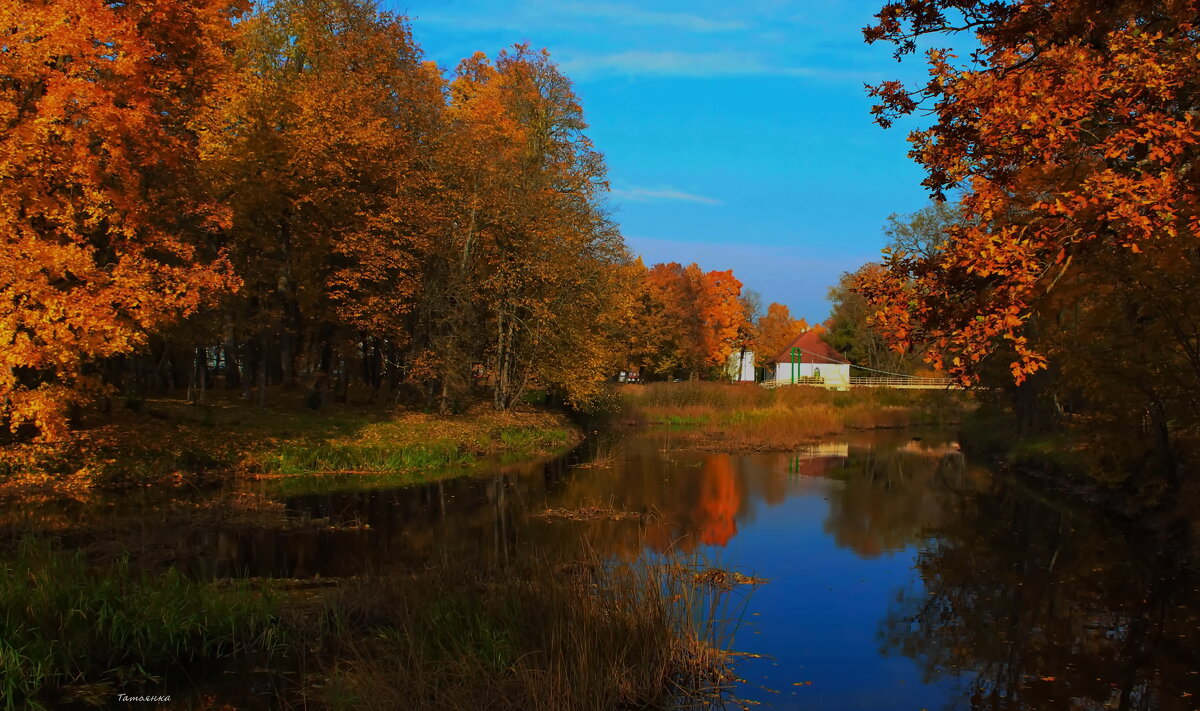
[771, 330, 849, 365]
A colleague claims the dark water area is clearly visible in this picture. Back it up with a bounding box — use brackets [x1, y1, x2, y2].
[6, 427, 1200, 710]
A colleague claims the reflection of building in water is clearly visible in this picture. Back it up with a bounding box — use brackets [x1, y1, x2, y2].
[788, 442, 850, 481]
[795, 442, 851, 458]
[900, 439, 961, 455]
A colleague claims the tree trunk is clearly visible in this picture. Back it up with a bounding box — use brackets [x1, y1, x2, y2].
[257, 335, 268, 408]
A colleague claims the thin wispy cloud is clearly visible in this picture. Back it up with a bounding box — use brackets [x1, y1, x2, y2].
[417, 1, 745, 34]
[552, 2, 747, 32]
[559, 50, 874, 81]
[610, 186, 722, 205]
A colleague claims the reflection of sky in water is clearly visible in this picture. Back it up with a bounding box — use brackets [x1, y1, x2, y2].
[9, 425, 1198, 710]
[711, 481, 966, 709]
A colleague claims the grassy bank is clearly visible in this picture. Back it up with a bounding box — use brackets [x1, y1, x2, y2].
[1, 538, 747, 710]
[618, 382, 972, 450]
[0, 538, 283, 709]
[956, 404, 1199, 517]
[0, 391, 577, 494]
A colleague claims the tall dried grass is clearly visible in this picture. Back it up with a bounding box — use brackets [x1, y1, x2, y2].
[292, 548, 752, 711]
[0, 537, 283, 710]
[619, 382, 971, 449]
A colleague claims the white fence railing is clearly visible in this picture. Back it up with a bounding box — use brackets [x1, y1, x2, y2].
[849, 376, 959, 388]
[763, 376, 960, 389]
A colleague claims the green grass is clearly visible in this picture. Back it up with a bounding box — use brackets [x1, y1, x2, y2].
[651, 414, 713, 428]
[495, 426, 571, 450]
[0, 538, 283, 710]
[1, 389, 580, 493]
[256, 440, 473, 475]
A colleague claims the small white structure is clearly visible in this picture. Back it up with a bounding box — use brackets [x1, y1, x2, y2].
[771, 331, 851, 389]
[726, 348, 756, 382]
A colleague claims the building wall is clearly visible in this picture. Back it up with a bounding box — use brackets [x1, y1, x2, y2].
[726, 350, 756, 382]
[774, 362, 850, 387]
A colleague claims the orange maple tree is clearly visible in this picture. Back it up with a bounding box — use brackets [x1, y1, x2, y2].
[0, 0, 244, 439]
[630, 262, 751, 378]
[754, 303, 808, 367]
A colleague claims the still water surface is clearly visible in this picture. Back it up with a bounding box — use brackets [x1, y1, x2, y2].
[12, 427, 1200, 709]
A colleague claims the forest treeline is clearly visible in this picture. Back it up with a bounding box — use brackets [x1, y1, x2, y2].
[1, 0, 815, 442]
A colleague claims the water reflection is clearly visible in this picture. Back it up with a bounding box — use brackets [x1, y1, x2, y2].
[879, 477, 1200, 711]
[552, 428, 969, 560]
[0, 429, 972, 576]
[5, 427, 1200, 709]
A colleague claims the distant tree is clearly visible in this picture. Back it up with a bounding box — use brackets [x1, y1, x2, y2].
[754, 304, 807, 368]
[883, 201, 962, 261]
[628, 262, 751, 380]
[828, 204, 961, 374]
[826, 266, 917, 374]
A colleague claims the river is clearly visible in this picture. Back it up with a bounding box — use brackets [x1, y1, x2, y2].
[8, 425, 1200, 710]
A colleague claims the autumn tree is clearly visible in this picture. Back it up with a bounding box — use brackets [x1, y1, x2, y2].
[754, 303, 808, 368]
[831, 204, 960, 373]
[883, 201, 962, 261]
[0, 0, 245, 440]
[200, 0, 444, 405]
[412, 45, 631, 411]
[826, 267, 901, 372]
[859, 0, 1200, 465]
[626, 262, 752, 380]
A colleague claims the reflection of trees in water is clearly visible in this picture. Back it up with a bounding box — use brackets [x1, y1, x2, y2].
[562, 439, 748, 555]
[821, 444, 972, 558]
[695, 455, 739, 546]
[879, 481, 1200, 710]
[186, 457, 581, 578]
[555, 431, 971, 559]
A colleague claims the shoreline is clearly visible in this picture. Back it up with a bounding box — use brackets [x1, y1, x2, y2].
[0, 391, 582, 498]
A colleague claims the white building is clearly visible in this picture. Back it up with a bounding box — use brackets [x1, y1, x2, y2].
[726, 348, 756, 382]
[771, 330, 851, 388]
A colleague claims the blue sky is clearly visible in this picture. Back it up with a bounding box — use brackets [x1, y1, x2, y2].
[383, 0, 939, 321]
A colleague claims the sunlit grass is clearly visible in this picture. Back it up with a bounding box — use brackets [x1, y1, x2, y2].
[0, 390, 579, 493]
[255, 440, 473, 475]
[619, 382, 972, 449]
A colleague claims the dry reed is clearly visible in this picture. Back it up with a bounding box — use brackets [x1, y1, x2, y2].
[289, 547, 755, 711]
[618, 382, 971, 450]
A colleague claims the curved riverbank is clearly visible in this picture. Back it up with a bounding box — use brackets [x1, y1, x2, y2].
[0, 392, 580, 496]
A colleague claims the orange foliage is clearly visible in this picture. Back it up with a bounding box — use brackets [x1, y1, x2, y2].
[861, 1, 1200, 386]
[630, 262, 751, 377]
[754, 303, 808, 367]
[0, 0, 244, 439]
[695, 454, 740, 546]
